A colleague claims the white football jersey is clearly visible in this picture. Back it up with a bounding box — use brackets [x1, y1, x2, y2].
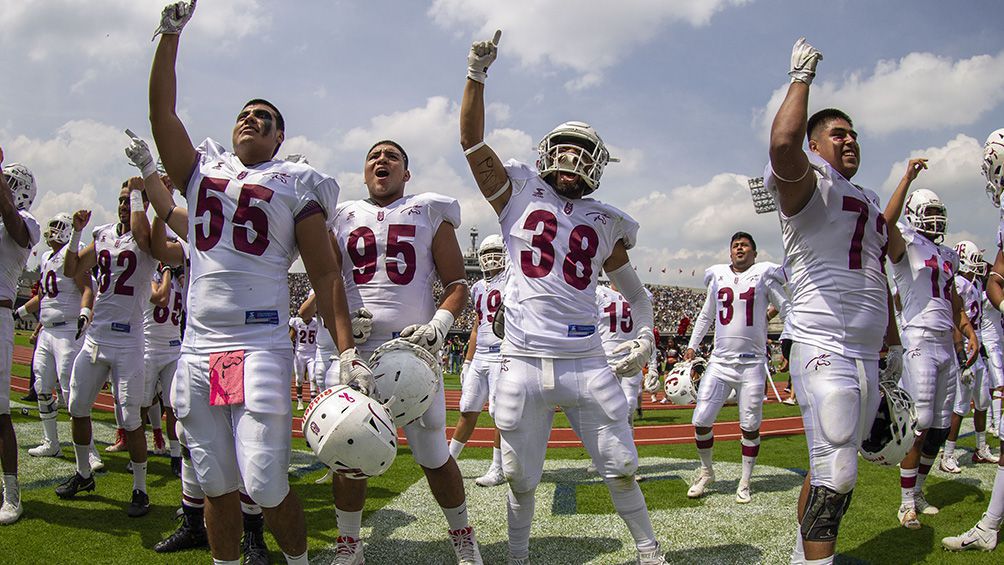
[290, 315, 318, 358]
[0, 210, 40, 302]
[687, 262, 786, 364]
[765, 153, 889, 360]
[332, 193, 461, 348]
[38, 245, 84, 327]
[596, 285, 643, 359]
[891, 221, 959, 332]
[982, 289, 1003, 346]
[471, 273, 504, 356]
[954, 274, 982, 347]
[498, 161, 639, 358]
[88, 223, 157, 346]
[144, 269, 184, 348]
[182, 138, 340, 354]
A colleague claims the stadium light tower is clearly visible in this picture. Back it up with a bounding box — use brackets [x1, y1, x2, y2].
[470, 226, 479, 255]
[747, 176, 777, 214]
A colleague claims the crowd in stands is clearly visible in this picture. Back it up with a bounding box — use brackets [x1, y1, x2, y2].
[287, 272, 707, 334]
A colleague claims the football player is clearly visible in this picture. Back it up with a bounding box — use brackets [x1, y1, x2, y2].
[449, 235, 507, 488]
[327, 139, 482, 565]
[288, 310, 318, 410]
[14, 214, 94, 459]
[940, 241, 995, 473]
[55, 177, 160, 519]
[683, 232, 788, 503]
[0, 154, 41, 525]
[982, 261, 1004, 437]
[460, 32, 666, 565]
[597, 282, 655, 436]
[147, 2, 363, 562]
[142, 262, 184, 464]
[942, 128, 1004, 551]
[766, 38, 906, 563]
[883, 176, 978, 529]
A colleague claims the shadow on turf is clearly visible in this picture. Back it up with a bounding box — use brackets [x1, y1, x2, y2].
[844, 524, 935, 565]
[664, 543, 763, 564]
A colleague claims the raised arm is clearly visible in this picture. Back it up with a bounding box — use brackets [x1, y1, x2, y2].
[460, 31, 511, 216]
[127, 177, 153, 254]
[0, 148, 31, 248]
[150, 215, 186, 266]
[768, 38, 823, 217]
[882, 158, 928, 225]
[149, 1, 199, 193]
[150, 266, 172, 307]
[126, 130, 189, 238]
[63, 210, 96, 278]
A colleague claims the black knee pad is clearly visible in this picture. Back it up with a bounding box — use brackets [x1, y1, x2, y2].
[801, 485, 852, 542]
[922, 427, 950, 456]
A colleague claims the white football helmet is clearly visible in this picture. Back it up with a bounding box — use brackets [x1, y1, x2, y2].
[368, 339, 441, 426]
[302, 385, 398, 479]
[536, 121, 611, 195]
[663, 359, 705, 405]
[984, 128, 1004, 207]
[477, 234, 507, 274]
[2, 162, 37, 211]
[44, 213, 74, 246]
[904, 188, 947, 242]
[954, 240, 987, 277]
[860, 382, 918, 466]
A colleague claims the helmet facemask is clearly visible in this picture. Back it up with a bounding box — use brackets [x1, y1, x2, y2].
[537, 122, 610, 196]
[984, 142, 1004, 208]
[2, 163, 37, 212]
[477, 235, 508, 274]
[955, 241, 987, 277]
[905, 190, 948, 243]
[45, 214, 73, 246]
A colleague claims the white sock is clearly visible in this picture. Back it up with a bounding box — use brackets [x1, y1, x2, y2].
[985, 465, 1004, 528]
[336, 508, 363, 539]
[131, 460, 148, 493]
[790, 524, 805, 563]
[604, 477, 658, 552]
[944, 440, 956, 459]
[283, 551, 308, 565]
[804, 557, 834, 564]
[169, 439, 182, 458]
[41, 414, 59, 445]
[507, 489, 536, 559]
[441, 501, 470, 531]
[212, 560, 240, 565]
[695, 431, 714, 471]
[492, 447, 502, 469]
[74, 443, 92, 478]
[449, 438, 465, 459]
[915, 455, 935, 490]
[993, 398, 1002, 429]
[740, 436, 760, 484]
[2, 474, 18, 505]
[977, 431, 987, 450]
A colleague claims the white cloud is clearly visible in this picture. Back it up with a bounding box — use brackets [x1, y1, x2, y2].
[428, 0, 748, 89]
[757, 50, 1004, 137]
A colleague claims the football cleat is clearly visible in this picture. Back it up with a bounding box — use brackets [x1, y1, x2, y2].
[939, 454, 961, 474]
[735, 482, 752, 504]
[155, 508, 208, 552]
[475, 465, 506, 488]
[942, 514, 999, 551]
[332, 536, 365, 565]
[241, 512, 270, 565]
[28, 440, 62, 458]
[637, 542, 668, 565]
[55, 473, 96, 499]
[687, 468, 715, 499]
[782, 396, 798, 406]
[128, 489, 150, 518]
[152, 429, 168, 455]
[972, 445, 998, 464]
[296, 400, 304, 411]
[898, 504, 921, 530]
[449, 525, 484, 565]
[89, 451, 105, 473]
[106, 428, 128, 452]
[914, 491, 939, 515]
[0, 499, 23, 525]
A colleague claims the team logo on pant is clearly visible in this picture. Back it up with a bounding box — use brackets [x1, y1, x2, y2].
[907, 347, 922, 358]
[805, 353, 832, 371]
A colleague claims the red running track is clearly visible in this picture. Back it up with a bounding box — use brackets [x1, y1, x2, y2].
[10, 345, 805, 448]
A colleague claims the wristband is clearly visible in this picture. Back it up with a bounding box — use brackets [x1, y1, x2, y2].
[432, 308, 455, 330]
[467, 68, 488, 84]
[15, 305, 30, 320]
[69, 229, 82, 250]
[140, 160, 158, 180]
[163, 206, 176, 224]
[80, 307, 93, 321]
[130, 191, 145, 213]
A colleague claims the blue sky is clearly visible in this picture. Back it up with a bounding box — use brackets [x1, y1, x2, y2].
[2, 0, 1001, 285]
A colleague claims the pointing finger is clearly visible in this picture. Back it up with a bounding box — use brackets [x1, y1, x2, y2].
[492, 29, 502, 46]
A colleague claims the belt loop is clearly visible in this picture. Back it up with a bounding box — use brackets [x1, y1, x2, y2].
[541, 358, 555, 391]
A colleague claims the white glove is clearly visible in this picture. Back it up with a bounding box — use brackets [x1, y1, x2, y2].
[789, 37, 823, 85]
[459, 360, 471, 385]
[337, 348, 374, 396]
[351, 307, 374, 345]
[153, 0, 197, 41]
[467, 30, 502, 83]
[881, 345, 904, 385]
[612, 334, 654, 378]
[124, 130, 158, 178]
[76, 307, 93, 340]
[961, 366, 975, 385]
[400, 309, 454, 354]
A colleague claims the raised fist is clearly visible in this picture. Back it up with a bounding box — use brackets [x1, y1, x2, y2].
[789, 37, 823, 85]
[153, 0, 197, 41]
[467, 30, 502, 84]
